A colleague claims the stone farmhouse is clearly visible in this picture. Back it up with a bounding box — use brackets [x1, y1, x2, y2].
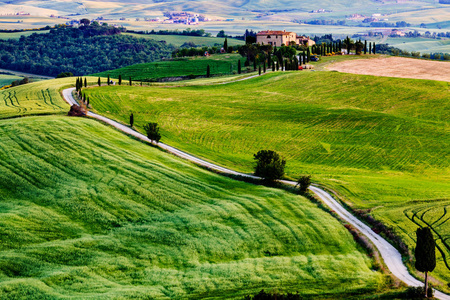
[256, 30, 315, 47]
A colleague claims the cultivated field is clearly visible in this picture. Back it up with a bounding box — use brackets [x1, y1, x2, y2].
[0, 115, 386, 299]
[83, 70, 450, 285]
[328, 56, 450, 82]
[0, 77, 97, 120]
[125, 33, 244, 48]
[94, 54, 243, 81]
[0, 30, 49, 40]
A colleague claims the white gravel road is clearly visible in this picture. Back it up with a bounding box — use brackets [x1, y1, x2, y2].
[62, 87, 450, 300]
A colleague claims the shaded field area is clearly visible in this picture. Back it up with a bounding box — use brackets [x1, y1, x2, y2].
[124, 33, 244, 47]
[93, 54, 243, 81]
[0, 116, 386, 299]
[328, 56, 450, 82]
[84, 71, 450, 284]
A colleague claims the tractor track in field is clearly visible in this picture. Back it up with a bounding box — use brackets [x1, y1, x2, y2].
[61, 86, 450, 300]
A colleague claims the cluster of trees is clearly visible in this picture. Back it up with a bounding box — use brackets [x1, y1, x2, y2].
[244, 290, 303, 300]
[294, 19, 346, 26]
[0, 24, 173, 77]
[367, 21, 410, 28]
[172, 45, 240, 58]
[10, 77, 29, 87]
[128, 28, 212, 37]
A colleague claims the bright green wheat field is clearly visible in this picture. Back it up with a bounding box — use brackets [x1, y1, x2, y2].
[83, 70, 450, 285]
[0, 116, 386, 299]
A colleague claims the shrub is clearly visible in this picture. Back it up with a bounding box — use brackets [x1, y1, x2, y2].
[405, 286, 433, 299]
[143, 122, 161, 143]
[56, 72, 73, 78]
[253, 150, 286, 182]
[296, 175, 311, 193]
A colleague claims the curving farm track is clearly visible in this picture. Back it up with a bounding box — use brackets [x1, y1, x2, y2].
[62, 87, 450, 300]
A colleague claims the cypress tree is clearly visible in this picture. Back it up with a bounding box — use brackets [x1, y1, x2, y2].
[307, 48, 311, 62]
[276, 58, 280, 71]
[369, 42, 372, 54]
[130, 113, 134, 127]
[224, 38, 228, 53]
[87, 97, 89, 107]
[272, 61, 275, 72]
[258, 65, 261, 75]
[346, 36, 351, 54]
[98, 77, 101, 86]
[339, 40, 342, 53]
[129, 77, 132, 86]
[207, 65, 210, 77]
[75, 78, 78, 91]
[364, 40, 367, 54]
[268, 53, 272, 66]
[302, 51, 306, 65]
[373, 42, 376, 54]
[118, 75, 122, 85]
[263, 61, 266, 73]
[238, 59, 241, 74]
[415, 227, 436, 297]
[107, 75, 110, 85]
[84, 78, 87, 88]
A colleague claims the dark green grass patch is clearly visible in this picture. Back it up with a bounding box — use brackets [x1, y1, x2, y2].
[93, 54, 243, 81]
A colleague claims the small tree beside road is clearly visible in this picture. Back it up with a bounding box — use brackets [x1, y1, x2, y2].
[296, 175, 311, 194]
[130, 113, 134, 127]
[144, 122, 161, 143]
[253, 150, 286, 182]
[415, 227, 436, 298]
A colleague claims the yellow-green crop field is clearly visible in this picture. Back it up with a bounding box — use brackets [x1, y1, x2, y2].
[83, 69, 450, 286]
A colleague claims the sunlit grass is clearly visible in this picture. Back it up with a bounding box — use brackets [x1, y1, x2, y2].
[0, 116, 386, 299]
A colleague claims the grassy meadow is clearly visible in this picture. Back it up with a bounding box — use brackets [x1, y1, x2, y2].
[125, 33, 244, 48]
[94, 54, 244, 81]
[83, 70, 450, 285]
[0, 116, 387, 299]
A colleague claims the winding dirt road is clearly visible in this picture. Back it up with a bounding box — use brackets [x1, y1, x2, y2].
[62, 87, 450, 300]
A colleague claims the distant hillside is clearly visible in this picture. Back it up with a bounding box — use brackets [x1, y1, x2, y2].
[0, 24, 173, 76]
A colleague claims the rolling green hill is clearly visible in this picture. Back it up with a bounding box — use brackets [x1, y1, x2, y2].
[94, 54, 243, 81]
[0, 115, 386, 299]
[125, 33, 244, 48]
[83, 70, 450, 286]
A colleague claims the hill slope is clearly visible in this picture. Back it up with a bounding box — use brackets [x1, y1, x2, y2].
[0, 116, 384, 299]
[83, 69, 450, 286]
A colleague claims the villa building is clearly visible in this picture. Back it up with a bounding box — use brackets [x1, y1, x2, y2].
[256, 30, 316, 47]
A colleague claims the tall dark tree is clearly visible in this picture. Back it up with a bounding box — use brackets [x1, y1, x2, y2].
[207, 65, 211, 77]
[98, 77, 101, 86]
[415, 227, 436, 297]
[129, 76, 132, 86]
[369, 42, 372, 54]
[263, 61, 266, 73]
[272, 61, 275, 72]
[307, 48, 311, 62]
[253, 150, 286, 182]
[130, 113, 134, 127]
[364, 40, 367, 54]
[345, 36, 351, 54]
[238, 59, 242, 74]
[223, 38, 228, 53]
[107, 74, 110, 85]
[259, 65, 261, 75]
[84, 77, 87, 88]
[373, 42, 376, 54]
[118, 75, 122, 85]
[143, 122, 161, 143]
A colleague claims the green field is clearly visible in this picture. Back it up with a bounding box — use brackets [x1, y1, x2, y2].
[0, 115, 387, 299]
[125, 33, 244, 47]
[0, 74, 23, 88]
[382, 37, 450, 54]
[94, 54, 244, 81]
[0, 77, 98, 120]
[83, 70, 450, 286]
[0, 30, 49, 40]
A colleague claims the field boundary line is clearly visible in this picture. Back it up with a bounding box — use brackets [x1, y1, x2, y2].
[61, 87, 450, 300]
